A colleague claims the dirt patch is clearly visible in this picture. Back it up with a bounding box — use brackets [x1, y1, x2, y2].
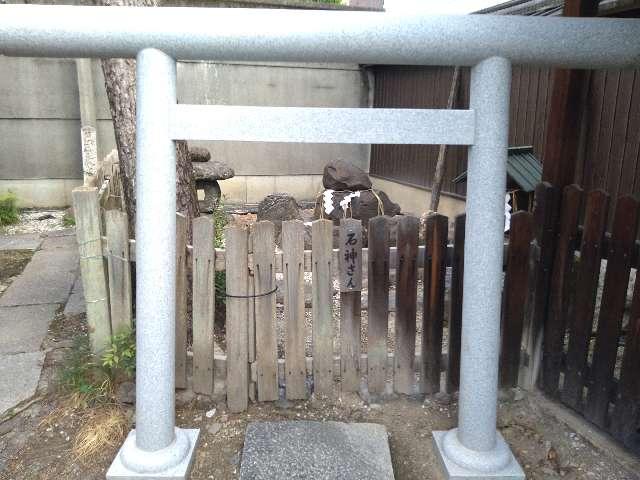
[0, 250, 33, 296]
[2, 387, 637, 480]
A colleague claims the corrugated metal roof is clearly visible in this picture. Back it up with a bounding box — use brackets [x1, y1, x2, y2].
[452, 146, 542, 192]
[474, 0, 640, 16]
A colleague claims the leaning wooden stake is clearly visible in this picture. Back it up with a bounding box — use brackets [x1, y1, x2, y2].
[429, 66, 460, 213]
[72, 187, 111, 352]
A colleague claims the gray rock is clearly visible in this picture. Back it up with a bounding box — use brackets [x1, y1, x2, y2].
[188, 146, 211, 163]
[193, 161, 234, 181]
[207, 423, 222, 436]
[116, 381, 135, 405]
[257, 194, 302, 244]
[323, 159, 372, 191]
[240, 421, 394, 480]
[0, 233, 42, 251]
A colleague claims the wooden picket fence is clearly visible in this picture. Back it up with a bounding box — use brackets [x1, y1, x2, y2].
[72, 181, 640, 454]
[539, 184, 640, 455]
[72, 186, 541, 414]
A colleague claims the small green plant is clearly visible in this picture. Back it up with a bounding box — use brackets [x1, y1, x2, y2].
[63, 212, 76, 227]
[0, 192, 19, 226]
[58, 335, 111, 403]
[101, 328, 136, 379]
[58, 329, 136, 405]
[213, 197, 227, 249]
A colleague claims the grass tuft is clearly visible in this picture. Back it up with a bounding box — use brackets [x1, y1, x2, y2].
[72, 407, 129, 465]
[0, 192, 19, 226]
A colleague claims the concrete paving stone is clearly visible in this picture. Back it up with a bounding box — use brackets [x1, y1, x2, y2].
[0, 304, 58, 355]
[0, 247, 77, 307]
[40, 232, 77, 250]
[63, 284, 85, 316]
[0, 351, 45, 416]
[0, 233, 43, 251]
[239, 421, 395, 480]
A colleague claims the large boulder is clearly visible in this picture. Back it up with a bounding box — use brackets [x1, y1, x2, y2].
[323, 160, 372, 191]
[314, 189, 400, 226]
[188, 146, 211, 163]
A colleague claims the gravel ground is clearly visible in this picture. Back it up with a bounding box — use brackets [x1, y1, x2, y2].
[0, 209, 70, 236]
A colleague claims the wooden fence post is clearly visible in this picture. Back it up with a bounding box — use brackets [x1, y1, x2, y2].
[339, 218, 363, 393]
[105, 209, 132, 333]
[499, 211, 533, 388]
[585, 195, 639, 427]
[421, 213, 448, 395]
[192, 216, 216, 396]
[520, 182, 560, 390]
[447, 214, 465, 393]
[175, 213, 188, 389]
[72, 187, 111, 352]
[394, 216, 419, 395]
[312, 219, 335, 397]
[226, 225, 250, 412]
[542, 184, 583, 396]
[562, 189, 609, 411]
[282, 220, 307, 400]
[253, 221, 279, 402]
[367, 216, 390, 395]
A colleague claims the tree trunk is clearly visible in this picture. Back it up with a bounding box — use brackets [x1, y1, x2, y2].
[94, 0, 199, 239]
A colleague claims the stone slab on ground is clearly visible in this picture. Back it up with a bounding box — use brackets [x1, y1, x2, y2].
[0, 304, 58, 355]
[40, 232, 76, 250]
[239, 421, 395, 480]
[0, 351, 45, 416]
[63, 275, 85, 316]
[0, 233, 43, 251]
[0, 247, 77, 307]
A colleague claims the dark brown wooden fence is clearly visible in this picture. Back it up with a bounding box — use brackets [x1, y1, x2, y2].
[541, 184, 640, 455]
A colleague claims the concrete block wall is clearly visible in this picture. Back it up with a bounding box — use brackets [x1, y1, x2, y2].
[0, 57, 370, 207]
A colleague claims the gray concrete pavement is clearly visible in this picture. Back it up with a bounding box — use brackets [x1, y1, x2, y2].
[0, 231, 79, 417]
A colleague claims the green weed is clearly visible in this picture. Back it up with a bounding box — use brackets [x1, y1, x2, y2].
[0, 193, 19, 226]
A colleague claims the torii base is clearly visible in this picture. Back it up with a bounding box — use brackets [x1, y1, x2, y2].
[107, 428, 199, 480]
[433, 429, 525, 480]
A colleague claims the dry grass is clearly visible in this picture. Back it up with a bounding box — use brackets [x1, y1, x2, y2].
[72, 406, 129, 465]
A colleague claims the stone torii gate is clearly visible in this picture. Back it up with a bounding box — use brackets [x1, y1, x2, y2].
[1, 5, 637, 479]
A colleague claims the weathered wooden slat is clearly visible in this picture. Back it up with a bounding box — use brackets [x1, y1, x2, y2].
[312, 219, 335, 397]
[175, 213, 188, 389]
[192, 216, 216, 396]
[562, 189, 609, 411]
[367, 216, 390, 395]
[543, 184, 583, 396]
[394, 215, 419, 395]
[225, 225, 250, 412]
[105, 209, 132, 333]
[500, 211, 533, 388]
[247, 230, 257, 403]
[421, 213, 448, 394]
[72, 187, 111, 352]
[521, 182, 560, 390]
[585, 195, 639, 427]
[610, 272, 640, 449]
[282, 220, 307, 400]
[253, 221, 279, 402]
[339, 218, 363, 393]
[447, 214, 465, 393]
